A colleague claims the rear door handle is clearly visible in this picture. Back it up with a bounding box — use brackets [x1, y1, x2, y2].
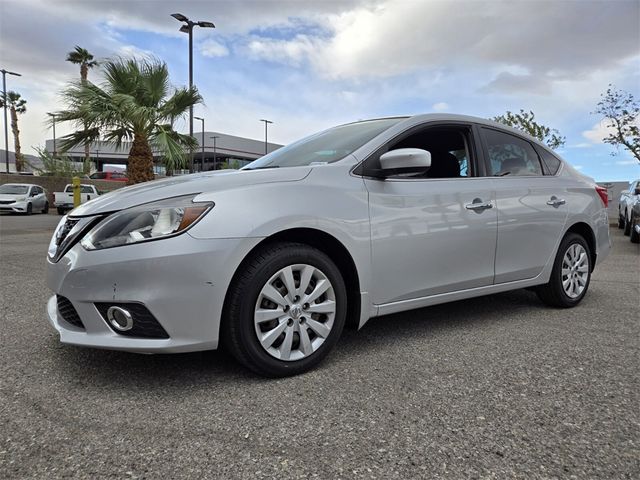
[547, 196, 566, 207]
[465, 199, 493, 211]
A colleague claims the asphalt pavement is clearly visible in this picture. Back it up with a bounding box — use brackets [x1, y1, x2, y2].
[1, 212, 638, 479]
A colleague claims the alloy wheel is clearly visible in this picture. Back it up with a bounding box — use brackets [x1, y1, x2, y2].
[254, 264, 336, 361]
[561, 244, 589, 298]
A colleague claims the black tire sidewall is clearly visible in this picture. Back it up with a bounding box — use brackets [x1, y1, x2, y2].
[26, 203, 32, 215]
[231, 245, 347, 376]
[42, 202, 49, 214]
[550, 233, 592, 307]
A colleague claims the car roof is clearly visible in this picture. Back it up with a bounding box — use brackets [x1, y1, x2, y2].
[2, 183, 37, 187]
[347, 113, 553, 152]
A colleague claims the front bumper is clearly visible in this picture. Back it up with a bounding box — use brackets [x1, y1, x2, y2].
[46, 232, 263, 353]
[0, 201, 28, 212]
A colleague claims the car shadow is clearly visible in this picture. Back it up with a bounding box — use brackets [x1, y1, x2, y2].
[48, 288, 542, 389]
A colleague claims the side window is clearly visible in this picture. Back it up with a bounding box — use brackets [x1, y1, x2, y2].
[537, 148, 562, 175]
[482, 128, 543, 176]
[386, 127, 473, 178]
[81, 186, 95, 194]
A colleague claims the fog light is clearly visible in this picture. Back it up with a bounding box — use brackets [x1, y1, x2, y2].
[106, 306, 133, 331]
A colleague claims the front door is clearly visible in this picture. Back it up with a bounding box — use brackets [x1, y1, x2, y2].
[362, 125, 497, 305]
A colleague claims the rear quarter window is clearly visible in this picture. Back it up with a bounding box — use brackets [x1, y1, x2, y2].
[536, 147, 562, 175]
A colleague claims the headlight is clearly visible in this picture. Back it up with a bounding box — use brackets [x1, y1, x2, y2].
[14, 196, 26, 202]
[80, 195, 213, 250]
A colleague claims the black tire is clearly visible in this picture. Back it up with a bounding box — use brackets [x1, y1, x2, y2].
[630, 213, 639, 243]
[42, 202, 49, 214]
[222, 242, 347, 377]
[57, 207, 65, 215]
[617, 213, 625, 229]
[26, 203, 32, 215]
[536, 233, 592, 308]
[623, 213, 631, 236]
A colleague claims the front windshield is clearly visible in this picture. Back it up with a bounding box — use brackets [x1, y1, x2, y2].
[0, 184, 29, 195]
[244, 118, 405, 169]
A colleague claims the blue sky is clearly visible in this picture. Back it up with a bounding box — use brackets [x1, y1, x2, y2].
[1, 0, 639, 181]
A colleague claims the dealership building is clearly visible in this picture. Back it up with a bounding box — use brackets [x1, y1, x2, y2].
[44, 131, 282, 173]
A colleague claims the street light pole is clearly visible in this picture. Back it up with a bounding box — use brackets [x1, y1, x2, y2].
[194, 116, 205, 172]
[1, 68, 21, 173]
[259, 119, 273, 155]
[47, 112, 57, 157]
[210, 135, 219, 170]
[171, 13, 215, 174]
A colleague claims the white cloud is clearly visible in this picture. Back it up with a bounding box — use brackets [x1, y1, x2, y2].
[570, 143, 594, 149]
[246, 35, 317, 66]
[431, 102, 449, 112]
[200, 39, 229, 58]
[615, 159, 638, 166]
[582, 121, 616, 144]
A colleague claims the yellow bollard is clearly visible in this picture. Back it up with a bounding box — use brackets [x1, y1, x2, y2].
[72, 176, 81, 208]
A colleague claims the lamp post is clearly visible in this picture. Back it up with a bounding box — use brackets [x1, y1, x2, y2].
[46, 112, 57, 157]
[193, 116, 205, 172]
[95, 149, 100, 171]
[170, 13, 215, 174]
[210, 135, 219, 170]
[2, 68, 21, 173]
[259, 119, 273, 155]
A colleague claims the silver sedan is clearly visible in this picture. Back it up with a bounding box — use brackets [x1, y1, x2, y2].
[46, 114, 611, 376]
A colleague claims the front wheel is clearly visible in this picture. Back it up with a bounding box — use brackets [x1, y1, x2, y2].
[617, 213, 625, 229]
[222, 242, 347, 377]
[42, 202, 49, 214]
[57, 207, 66, 215]
[26, 203, 32, 215]
[536, 233, 592, 308]
[623, 213, 631, 236]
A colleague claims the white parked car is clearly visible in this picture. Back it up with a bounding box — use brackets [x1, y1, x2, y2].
[46, 114, 611, 376]
[54, 184, 101, 215]
[0, 183, 49, 214]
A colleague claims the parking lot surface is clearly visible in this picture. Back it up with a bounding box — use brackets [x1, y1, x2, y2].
[1, 213, 638, 479]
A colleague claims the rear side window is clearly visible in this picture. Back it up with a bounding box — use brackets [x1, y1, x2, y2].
[482, 128, 543, 176]
[536, 147, 562, 175]
[81, 186, 95, 194]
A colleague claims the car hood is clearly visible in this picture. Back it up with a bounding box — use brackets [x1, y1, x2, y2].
[70, 167, 312, 216]
[0, 194, 24, 201]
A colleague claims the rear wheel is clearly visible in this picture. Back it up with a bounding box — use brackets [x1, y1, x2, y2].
[42, 202, 49, 214]
[630, 213, 639, 243]
[536, 233, 592, 308]
[222, 242, 347, 377]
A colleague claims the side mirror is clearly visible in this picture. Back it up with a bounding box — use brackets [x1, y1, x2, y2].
[634, 187, 640, 195]
[380, 148, 431, 171]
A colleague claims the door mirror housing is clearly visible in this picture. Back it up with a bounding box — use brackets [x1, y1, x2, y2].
[380, 148, 431, 171]
[634, 186, 640, 195]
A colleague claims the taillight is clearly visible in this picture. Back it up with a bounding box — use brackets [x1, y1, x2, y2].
[595, 186, 608, 208]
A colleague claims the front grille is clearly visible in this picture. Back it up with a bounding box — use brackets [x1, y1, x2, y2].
[0, 200, 14, 205]
[56, 217, 80, 247]
[95, 303, 170, 339]
[57, 295, 85, 329]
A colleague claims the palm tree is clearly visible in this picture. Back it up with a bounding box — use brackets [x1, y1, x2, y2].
[66, 46, 98, 170]
[55, 57, 201, 184]
[0, 91, 27, 172]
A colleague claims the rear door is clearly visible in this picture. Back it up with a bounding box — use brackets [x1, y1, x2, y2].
[479, 127, 568, 283]
[363, 123, 497, 305]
